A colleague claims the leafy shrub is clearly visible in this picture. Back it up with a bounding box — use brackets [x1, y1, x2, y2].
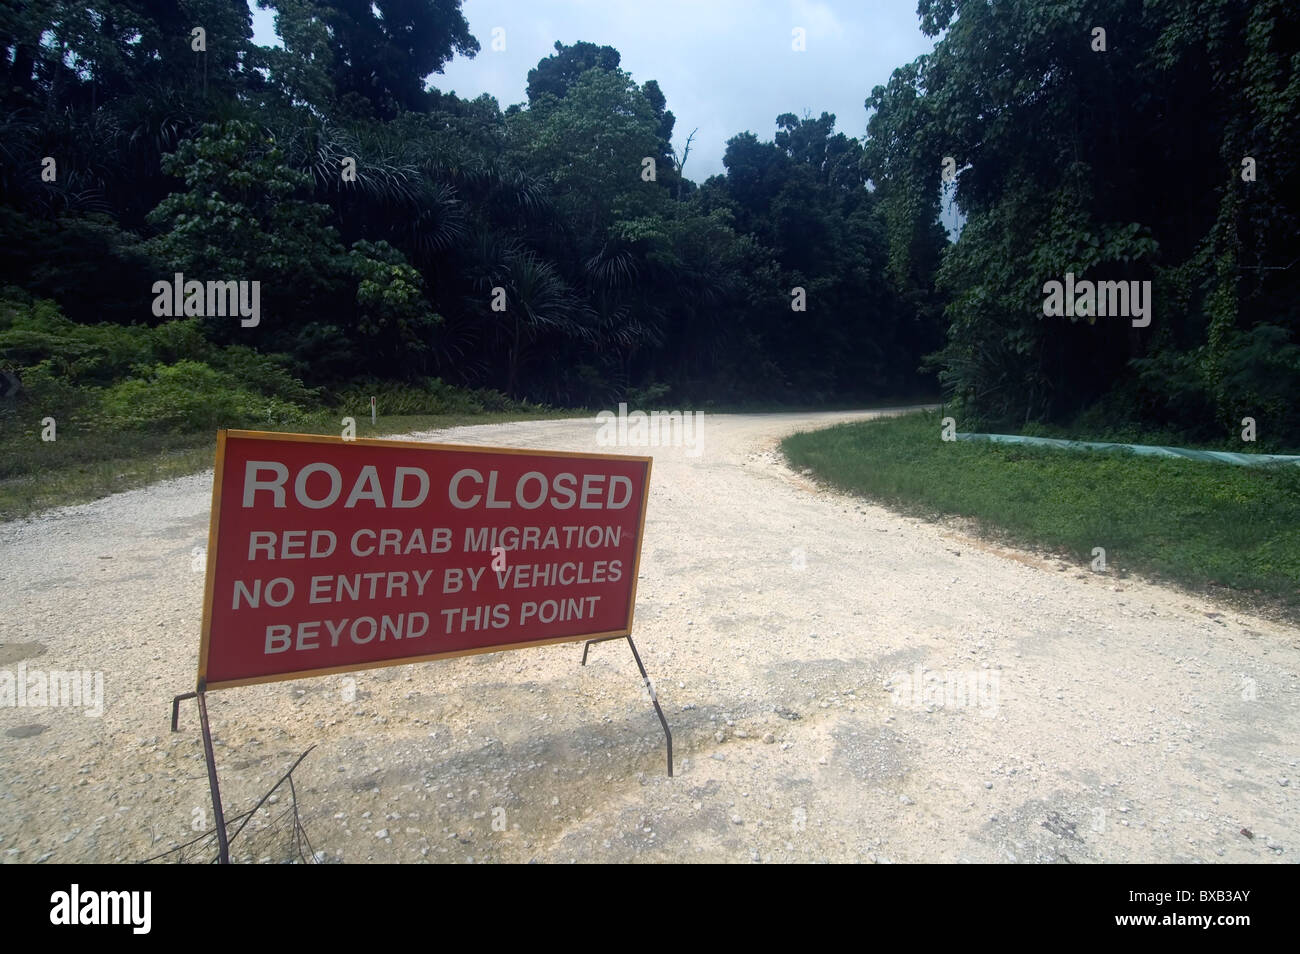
[206, 344, 324, 407]
[0, 297, 327, 434]
[330, 377, 523, 417]
[148, 319, 212, 364]
[624, 380, 673, 407]
[99, 360, 311, 433]
[0, 359, 100, 432]
[465, 386, 519, 412]
[1, 296, 163, 386]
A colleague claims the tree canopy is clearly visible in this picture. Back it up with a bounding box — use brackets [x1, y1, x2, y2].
[866, 0, 1300, 444]
[2, 0, 1295, 447]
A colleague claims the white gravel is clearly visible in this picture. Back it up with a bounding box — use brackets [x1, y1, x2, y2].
[1, 409, 1297, 863]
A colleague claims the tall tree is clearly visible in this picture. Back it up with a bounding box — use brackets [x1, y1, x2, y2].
[867, 0, 1300, 442]
[306, 0, 478, 118]
[525, 40, 620, 104]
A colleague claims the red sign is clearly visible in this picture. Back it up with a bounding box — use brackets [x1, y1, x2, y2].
[198, 431, 652, 690]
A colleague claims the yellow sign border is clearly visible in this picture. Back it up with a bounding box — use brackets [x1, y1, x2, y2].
[197, 429, 653, 691]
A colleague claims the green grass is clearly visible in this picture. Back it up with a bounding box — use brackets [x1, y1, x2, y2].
[782, 410, 1300, 621]
[0, 408, 590, 522]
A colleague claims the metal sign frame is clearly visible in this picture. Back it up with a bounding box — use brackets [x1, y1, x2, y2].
[171, 429, 671, 864]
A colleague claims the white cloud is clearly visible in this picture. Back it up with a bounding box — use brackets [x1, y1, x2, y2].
[247, 0, 934, 180]
[790, 0, 845, 39]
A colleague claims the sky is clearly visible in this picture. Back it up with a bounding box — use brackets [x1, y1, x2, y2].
[248, 0, 939, 183]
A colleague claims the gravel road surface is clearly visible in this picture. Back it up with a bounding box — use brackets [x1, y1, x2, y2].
[2, 409, 1296, 863]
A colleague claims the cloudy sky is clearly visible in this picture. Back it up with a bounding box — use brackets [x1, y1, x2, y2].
[249, 0, 938, 182]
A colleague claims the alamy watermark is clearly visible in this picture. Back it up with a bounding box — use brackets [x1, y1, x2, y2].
[1042, 272, 1151, 327]
[595, 403, 704, 457]
[888, 665, 999, 716]
[50, 885, 150, 934]
[1, 664, 104, 717]
[151, 272, 260, 327]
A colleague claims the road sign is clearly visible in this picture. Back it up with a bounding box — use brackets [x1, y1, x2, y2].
[197, 430, 652, 690]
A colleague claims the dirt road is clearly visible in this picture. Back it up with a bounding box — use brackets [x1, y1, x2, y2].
[2, 409, 1296, 863]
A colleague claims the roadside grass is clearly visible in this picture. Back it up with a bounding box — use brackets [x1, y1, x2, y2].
[782, 410, 1300, 621]
[0, 408, 590, 522]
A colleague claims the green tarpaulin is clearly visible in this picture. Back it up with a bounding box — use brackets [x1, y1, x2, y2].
[955, 433, 1300, 467]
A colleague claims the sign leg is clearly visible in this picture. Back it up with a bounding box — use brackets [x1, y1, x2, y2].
[195, 692, 231, 864]
[585, 636, 673, 777]
[581, 633, 624, 667]
[624, 636, 673, 777]
[170, 691, 197, 732]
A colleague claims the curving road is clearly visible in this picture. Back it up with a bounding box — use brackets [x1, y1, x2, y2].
[1, 408, 1296, 862]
